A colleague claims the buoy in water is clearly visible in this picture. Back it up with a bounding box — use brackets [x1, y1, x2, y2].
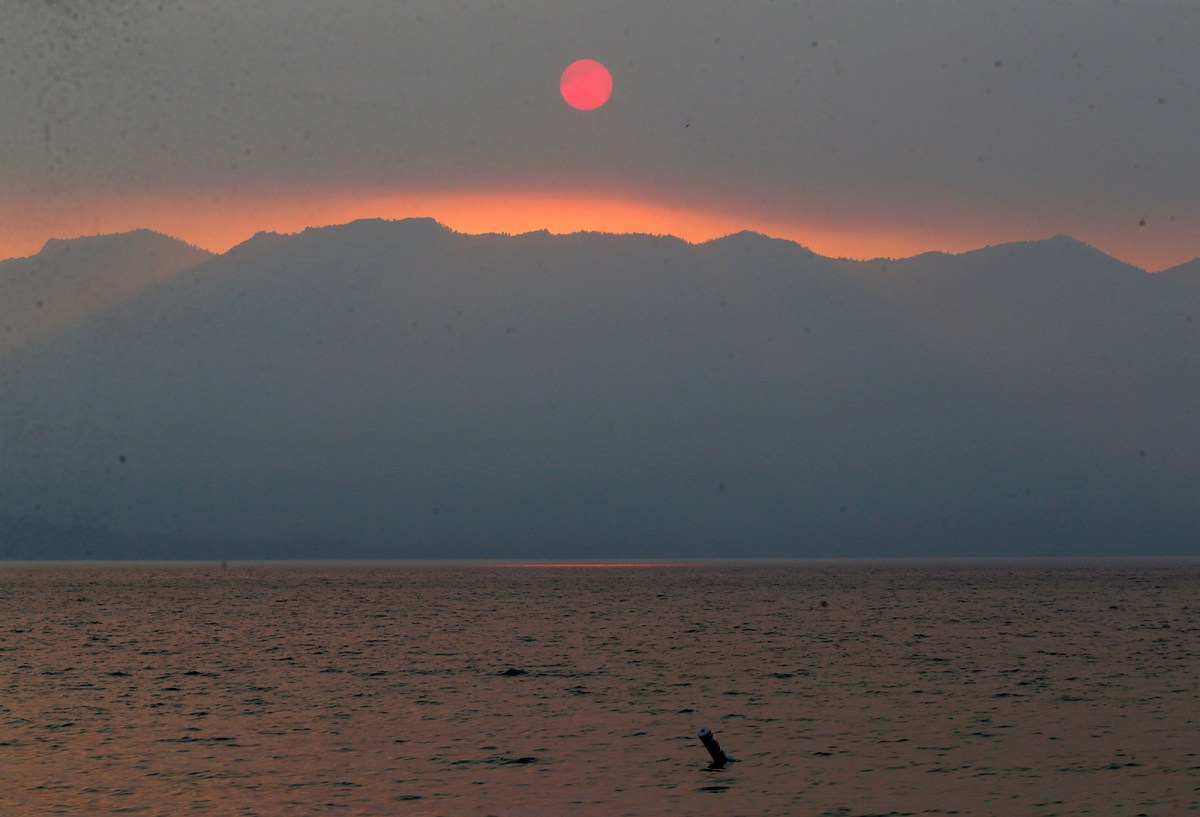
[697, 725, 735, 766]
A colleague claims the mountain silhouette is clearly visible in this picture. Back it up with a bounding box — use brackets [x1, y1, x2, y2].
[0, 230, 212, 357]
[1, 220, 1196, 559]
[1157, 258, 1200, 287]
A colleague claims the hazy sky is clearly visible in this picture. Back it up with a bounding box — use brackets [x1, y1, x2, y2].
[4, 0, 1199, 268]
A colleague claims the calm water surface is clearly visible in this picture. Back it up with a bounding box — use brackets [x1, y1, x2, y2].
[1, 560, 1197, 816]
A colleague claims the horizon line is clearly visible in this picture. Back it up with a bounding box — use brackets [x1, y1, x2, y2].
[4, 185, 1197, 271]
[2, 556, 1197, 568]
[10, 215, 1196, 274]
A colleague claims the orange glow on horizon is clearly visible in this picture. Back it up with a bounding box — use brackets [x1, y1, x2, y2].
[1, 188, 1194, 271]
[0, 189, 983, 263]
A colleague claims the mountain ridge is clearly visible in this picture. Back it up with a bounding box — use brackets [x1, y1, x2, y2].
[1, 218, 1196, 559]
[1157, 257, 1200, 284]
[0, 229, 213, 356]
[35, 228, 210, 259]
[6, 219, 1184, 274]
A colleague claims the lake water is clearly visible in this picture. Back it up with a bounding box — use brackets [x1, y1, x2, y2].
[1, 560, 1197, 816]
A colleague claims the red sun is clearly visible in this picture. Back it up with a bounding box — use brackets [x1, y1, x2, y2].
[560, 59, 613, 111]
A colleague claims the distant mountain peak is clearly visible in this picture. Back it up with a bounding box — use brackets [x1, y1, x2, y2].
[1155, 257, 1200, 284]
[955, 232, 1143, 274]
[2, 229, 213, 356]
[222, 217, 455, 258]
[1041, 233, 1106, 253]
[38, 229, 210, 258]
[972, 232, 1093, 254]
[701, 230, 818, 256]
[304, 216, 451, 237]
[704, 229, 783, 245]
[707, 229, 774, 241]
